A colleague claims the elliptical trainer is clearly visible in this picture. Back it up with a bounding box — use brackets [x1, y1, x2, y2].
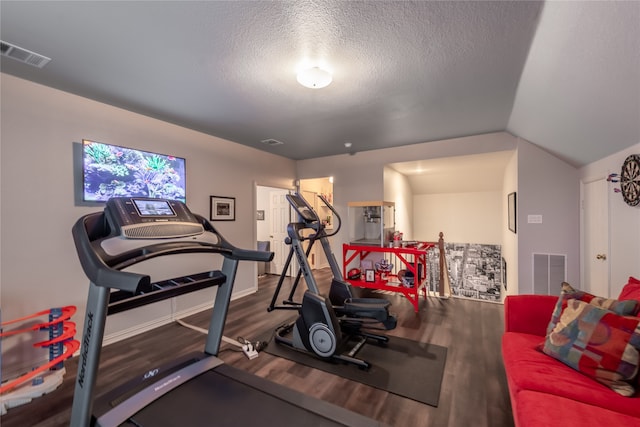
[271, 193, 396, 369]
[268, 193, 397, 329]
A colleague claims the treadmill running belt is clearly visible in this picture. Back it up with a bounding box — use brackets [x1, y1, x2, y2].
[127, 365, 370, 426]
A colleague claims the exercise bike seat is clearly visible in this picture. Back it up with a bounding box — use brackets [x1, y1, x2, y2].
[329, 279, 397, 329]
[342, 298, 390, 311]
[339, 298, 393, 319]
[335, 300, 397, 330]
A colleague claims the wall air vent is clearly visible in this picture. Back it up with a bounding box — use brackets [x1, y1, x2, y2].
[1, 40, 51, 68]
[532, 253, 566, 295]
[260, 138, 285, 146]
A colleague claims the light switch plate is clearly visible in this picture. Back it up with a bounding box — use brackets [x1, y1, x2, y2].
[528, 214, 543, 224]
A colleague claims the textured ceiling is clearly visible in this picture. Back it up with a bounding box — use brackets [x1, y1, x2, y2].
[1, 1, 638, 166]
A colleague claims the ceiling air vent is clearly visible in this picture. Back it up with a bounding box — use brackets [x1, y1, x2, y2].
[1, 40, 51, 68]
[260, 138, 285, 146]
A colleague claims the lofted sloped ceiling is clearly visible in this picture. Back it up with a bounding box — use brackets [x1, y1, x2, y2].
[1, 1, 638, 166]
[389, 150, 515, 195]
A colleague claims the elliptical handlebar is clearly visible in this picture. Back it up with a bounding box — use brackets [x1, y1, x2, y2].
[287, 192, 341, 238]
[286, 193, 319, 224]
[317, 193, 341, 237]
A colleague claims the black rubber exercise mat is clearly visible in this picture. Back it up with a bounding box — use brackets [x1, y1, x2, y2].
[263, 333, 447, 407]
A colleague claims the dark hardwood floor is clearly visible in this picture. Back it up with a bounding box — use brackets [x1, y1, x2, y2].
[1, 268, 514, 427]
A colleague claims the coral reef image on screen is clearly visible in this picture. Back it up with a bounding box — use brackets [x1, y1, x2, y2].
[82, 140, 186, 202]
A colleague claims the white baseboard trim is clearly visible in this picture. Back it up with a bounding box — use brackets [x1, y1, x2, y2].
[103, 286, 257, 346]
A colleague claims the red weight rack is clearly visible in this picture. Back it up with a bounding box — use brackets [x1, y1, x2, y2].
[342, 242, 436, 312]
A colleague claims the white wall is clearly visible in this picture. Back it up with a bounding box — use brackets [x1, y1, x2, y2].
[413, 191, 502, 244]
[298, 133, 585, 297]
[383, 166, 413, 240]
[516, 138, 580, 294]
[502, 150, 518, 294]
[579, 143, 640, 296]
[296, 132, 517, 252]
[0, 74, 296, 376]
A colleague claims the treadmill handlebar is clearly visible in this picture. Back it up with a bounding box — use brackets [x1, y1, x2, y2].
[232, 247, 273, 262]
[72, 213, 151, 293]
[197, 214, 273, 263]
[72, 209, 273, 293]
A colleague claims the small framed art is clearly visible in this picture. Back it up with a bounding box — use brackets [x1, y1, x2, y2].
[210, 196, 235, 221]
[365, 269, 376, 282]
[508, 192, 516, 233]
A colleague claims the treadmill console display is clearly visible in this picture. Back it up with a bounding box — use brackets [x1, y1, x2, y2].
[106, 197, 204, 239]
[133, 199, 176, 217]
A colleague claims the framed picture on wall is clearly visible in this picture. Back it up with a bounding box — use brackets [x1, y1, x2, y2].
[508, 192, 517, 233]
[210, 196, 235, 221]
[502, 257, 507, 290]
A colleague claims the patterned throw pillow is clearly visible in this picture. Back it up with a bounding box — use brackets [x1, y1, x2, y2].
[546, 282, 640, 335]
[543, 299, 640, 396]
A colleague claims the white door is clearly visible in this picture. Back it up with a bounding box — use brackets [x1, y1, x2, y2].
[270, 190, 291, 276]
[583, 178, 610, 297]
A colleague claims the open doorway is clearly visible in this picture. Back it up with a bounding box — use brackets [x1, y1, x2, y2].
[299, 177, 334, 270]
[256, 185, 292, 281]
[255, 178, 333, 284]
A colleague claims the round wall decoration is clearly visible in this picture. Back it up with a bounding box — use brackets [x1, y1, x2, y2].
[620, 154, 640, 206]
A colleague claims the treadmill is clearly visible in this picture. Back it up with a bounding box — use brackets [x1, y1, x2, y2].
[69, 197, 380, 427]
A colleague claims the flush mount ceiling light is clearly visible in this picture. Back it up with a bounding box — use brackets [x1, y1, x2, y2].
[297, 66, 332, 89]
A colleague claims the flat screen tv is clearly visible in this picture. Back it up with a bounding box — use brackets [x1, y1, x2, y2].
[82, 139, 186, 203]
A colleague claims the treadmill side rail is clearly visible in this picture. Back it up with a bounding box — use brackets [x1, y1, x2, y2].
[96, 356, 224, 427]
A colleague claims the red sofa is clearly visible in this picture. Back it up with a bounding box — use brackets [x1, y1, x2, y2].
[502, 278, 640, 427]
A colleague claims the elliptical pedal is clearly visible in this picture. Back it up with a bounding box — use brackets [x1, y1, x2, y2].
[274, 291, 372, 370]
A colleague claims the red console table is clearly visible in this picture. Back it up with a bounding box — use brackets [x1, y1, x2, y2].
[342, 242, 436, 312]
